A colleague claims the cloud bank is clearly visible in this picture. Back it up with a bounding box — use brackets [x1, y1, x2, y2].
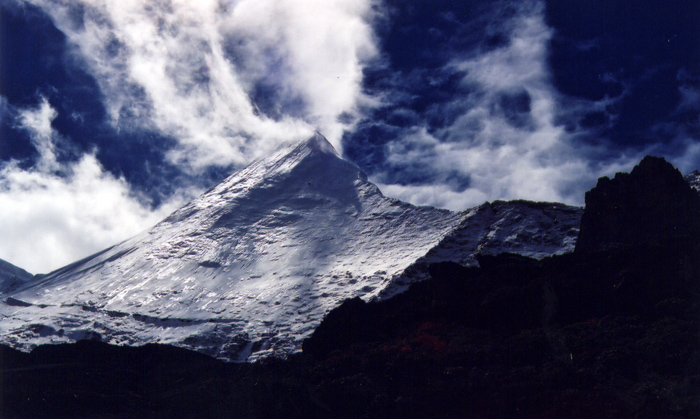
[0, 98, 184, 273]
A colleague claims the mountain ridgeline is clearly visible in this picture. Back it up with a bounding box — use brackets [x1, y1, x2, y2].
[0, 134, 581, 361]
[1, 155, 699, 418]
[0, 258, 33, 293]
[299, 155, 700, 417]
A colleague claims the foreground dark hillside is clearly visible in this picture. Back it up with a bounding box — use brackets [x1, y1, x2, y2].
[2, 156, 700, 418]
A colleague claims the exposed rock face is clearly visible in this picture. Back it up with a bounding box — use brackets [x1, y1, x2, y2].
[575, 156, 700, 253]
[570, 156, 700, 315]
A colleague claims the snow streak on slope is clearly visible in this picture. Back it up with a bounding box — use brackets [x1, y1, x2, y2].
[0, 259, 33, 293]
[1, 134, 465, 361]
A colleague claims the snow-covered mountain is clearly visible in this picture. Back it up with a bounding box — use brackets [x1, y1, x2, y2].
[0, 134, 581, 361]
[0, 258, 33, 293]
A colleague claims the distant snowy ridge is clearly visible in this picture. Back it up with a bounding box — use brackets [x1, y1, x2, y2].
[1, 134, 581, 361]
[0, 259, 33, 293]
[380, 200, 582, 298]
[685, 170, 700, 192]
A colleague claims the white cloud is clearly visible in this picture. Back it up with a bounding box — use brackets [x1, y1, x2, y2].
[374, 1, 641, 210]
[224, 0, 379, 140]
[24, 0, 379, 170]
[0, 99, 185, 274]
[16, 97, 60, 171]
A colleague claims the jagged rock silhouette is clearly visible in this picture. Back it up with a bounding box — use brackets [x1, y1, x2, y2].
[576, 156, 700, 253]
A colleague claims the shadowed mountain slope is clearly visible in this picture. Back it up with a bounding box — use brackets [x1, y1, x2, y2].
[0, 258, 33, 293]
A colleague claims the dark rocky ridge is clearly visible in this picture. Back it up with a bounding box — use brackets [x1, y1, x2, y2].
[1, 156, 700, 418]
[576, 155, 700, 253]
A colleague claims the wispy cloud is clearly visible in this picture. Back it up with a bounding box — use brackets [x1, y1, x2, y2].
[0, 98, 184, 274]
[4, 0, 696, 274]
[24, 0, 379, 170]
[16, 97, 60, 171]
[366, 1, 641, 210]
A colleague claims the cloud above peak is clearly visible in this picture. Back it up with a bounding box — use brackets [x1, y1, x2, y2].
[25, 0, 379, 169]
[350, 1, 605, 209]
[17, 97, 60, 171]
[1, 0, 382, 272]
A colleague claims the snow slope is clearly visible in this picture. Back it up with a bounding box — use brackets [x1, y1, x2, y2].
[1, 134, 465, 360]
[0, 259, 33, 293]
[0, 134, 582, 361]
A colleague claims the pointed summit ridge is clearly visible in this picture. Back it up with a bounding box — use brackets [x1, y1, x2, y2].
[199, 132, 364, 209]
[306, 131, 339, 156]
[0, 134, 583, 361]
[1, 134, 466, 361]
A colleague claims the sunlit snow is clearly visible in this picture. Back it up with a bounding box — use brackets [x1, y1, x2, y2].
[0, 134, 581, 361]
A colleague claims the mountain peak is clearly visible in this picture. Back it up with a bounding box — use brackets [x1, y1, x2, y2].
[0, 135, 583, 362]
[0, 259, 33, 293]
[576, 155, 700, 253]
[684, 169, 700, 193]
[304, 132, 338, 156]
[2, 135, 466, 361]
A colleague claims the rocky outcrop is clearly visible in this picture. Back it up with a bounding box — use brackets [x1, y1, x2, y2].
[575, 156, 700, 253]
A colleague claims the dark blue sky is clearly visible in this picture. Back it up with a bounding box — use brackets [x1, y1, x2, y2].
[345, 0, 700, 192]
[1, 0, 700, 272]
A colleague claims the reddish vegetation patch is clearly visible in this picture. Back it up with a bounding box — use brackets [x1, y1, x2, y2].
[413, 334, 449, 352]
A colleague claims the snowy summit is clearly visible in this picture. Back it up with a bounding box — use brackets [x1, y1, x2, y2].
[0, 134, 581, 361]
